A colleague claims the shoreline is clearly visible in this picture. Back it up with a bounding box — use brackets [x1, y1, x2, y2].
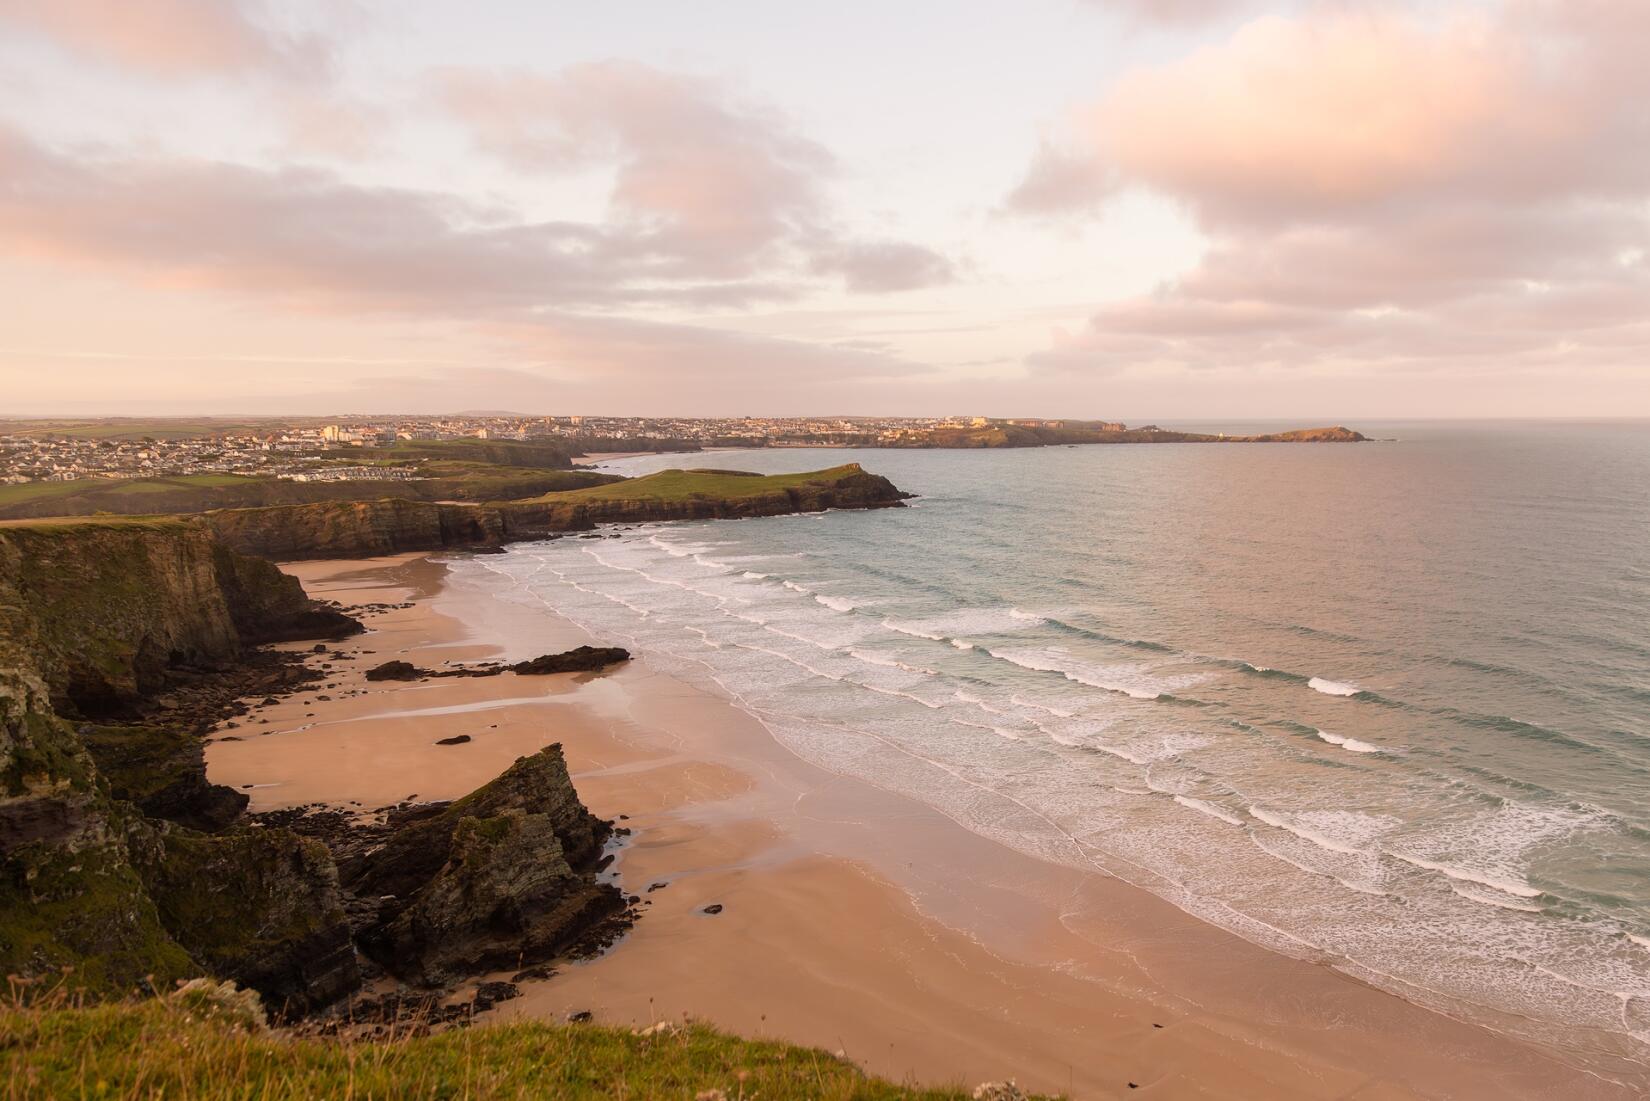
[207, 552, 1645, 1099]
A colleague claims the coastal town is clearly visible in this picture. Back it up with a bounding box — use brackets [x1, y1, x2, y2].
[0, 414, 1092, 484]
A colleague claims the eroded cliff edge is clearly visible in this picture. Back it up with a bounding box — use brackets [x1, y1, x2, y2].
[0, 523, 625, 1016]
[203, 462, 911, 560]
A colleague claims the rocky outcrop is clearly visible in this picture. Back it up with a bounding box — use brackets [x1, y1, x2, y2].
[126, 819, 359, 1018]
[77, 722, 247, 831]
[0, 523, 358, 719]
[0, 659, 196, 995]
[364, 660, 425, 682]
[337, 746, 624, 986]
[361, 647, 631, 683]
[509, 647, 630, 675]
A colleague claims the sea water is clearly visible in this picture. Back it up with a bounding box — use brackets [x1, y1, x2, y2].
[457, 421, 1650, 1068]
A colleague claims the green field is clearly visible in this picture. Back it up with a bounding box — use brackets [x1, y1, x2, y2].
[0, 473, 259, 507]
[0, 468, 618, 520]
[0, 420, 288, 441]
[0, 991, 1044, 1101]
[536, 465, 859, 504]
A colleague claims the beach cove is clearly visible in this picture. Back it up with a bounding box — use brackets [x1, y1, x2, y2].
[206, 549, 1641, 1099]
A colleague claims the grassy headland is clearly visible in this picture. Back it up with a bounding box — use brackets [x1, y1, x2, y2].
[0, 467, 617, 520]
[0, 990, 1047, 1101]
[528, 465, 855, 504]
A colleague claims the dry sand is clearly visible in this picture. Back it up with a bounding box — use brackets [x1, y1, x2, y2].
[207, 554, 1647, 1100]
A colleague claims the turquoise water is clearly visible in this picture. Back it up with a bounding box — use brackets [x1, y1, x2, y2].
[465, 422, 1650, 1068]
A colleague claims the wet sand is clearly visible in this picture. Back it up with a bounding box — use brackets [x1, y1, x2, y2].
[208, 553, 1646, 1100]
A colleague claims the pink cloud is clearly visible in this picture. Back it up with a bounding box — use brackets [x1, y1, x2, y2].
[1087, 0, 1255, 28]
[0, 123, 802, 313]
[0, 114, 943, 407]
[1012, 1, 1650, 385]
[1002, 142, 1114, 216]
[439, 62, 951, 291]
[0, 0, 326, 77]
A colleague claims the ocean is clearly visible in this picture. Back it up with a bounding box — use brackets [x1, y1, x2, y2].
[457, 421, 1650, 1069]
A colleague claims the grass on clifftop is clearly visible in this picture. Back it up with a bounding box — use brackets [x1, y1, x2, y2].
[534, 464, 867, 504]
[0, 990, 1051, 1101]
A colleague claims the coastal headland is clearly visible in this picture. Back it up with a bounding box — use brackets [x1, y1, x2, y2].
[0, 420, 1363, 521]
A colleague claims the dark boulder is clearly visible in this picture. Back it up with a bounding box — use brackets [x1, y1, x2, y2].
[364, 660, 428, 682]
[509, 647, 630, 676]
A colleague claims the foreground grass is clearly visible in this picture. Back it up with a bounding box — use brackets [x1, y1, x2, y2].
[1, 994, 1042, 1101]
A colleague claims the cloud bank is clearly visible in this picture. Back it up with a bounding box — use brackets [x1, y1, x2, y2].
[1015, 2, 1650, 384]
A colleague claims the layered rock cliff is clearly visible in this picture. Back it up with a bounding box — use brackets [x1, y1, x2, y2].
[0, 522, 632, 1017]
[202, 462, 910, 561]
[0, 525, 362, 1001]
[0, 522, 356, 718]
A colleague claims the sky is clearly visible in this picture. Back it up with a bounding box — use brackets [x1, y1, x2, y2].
[1, 0, 1647, 419]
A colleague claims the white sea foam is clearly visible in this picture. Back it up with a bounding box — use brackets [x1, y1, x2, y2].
[1316, 728, 1386, 754]
[1010, 694, 1077, 718]
[742, 571, 768, 580]
[988, 647, 1163, 700]
[883, 618, 944, 640]
[1450, 883, 1544, 913]
[1249, 806, 1368, 855]
[882, 607, 1043, 642]
[1174, 795, 1245, 826]
[953, 688, 1008, 715]
[846, 649, 939, 676]
[1389, 853, 1543, 899]
[815, 593, 869, 612]
[1308, 677, 1361, 697]
[951, 638, 975, 650]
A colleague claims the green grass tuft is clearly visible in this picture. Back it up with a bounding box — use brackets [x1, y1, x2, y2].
[0, 994, 1051, 1100]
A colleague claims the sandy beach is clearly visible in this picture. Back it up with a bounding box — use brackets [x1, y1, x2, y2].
[207, 553, 1645, 1100]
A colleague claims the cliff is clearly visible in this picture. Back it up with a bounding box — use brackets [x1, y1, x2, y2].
[0, 522, 355, 717]
[0, 525, 362, 1000]
[0, 522, 633, 1017]
[202, 498, 508, 561]
[203, 462, 911, 560]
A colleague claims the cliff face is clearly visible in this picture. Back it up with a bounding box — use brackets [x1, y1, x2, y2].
[0, 524, 363, 1003]
[202, 499, 505, 561]
[204, 463, 911, 561]
[0, 522, 629, 1016]
[0, 658, 197, 992]
[0, 523, 355, 718]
